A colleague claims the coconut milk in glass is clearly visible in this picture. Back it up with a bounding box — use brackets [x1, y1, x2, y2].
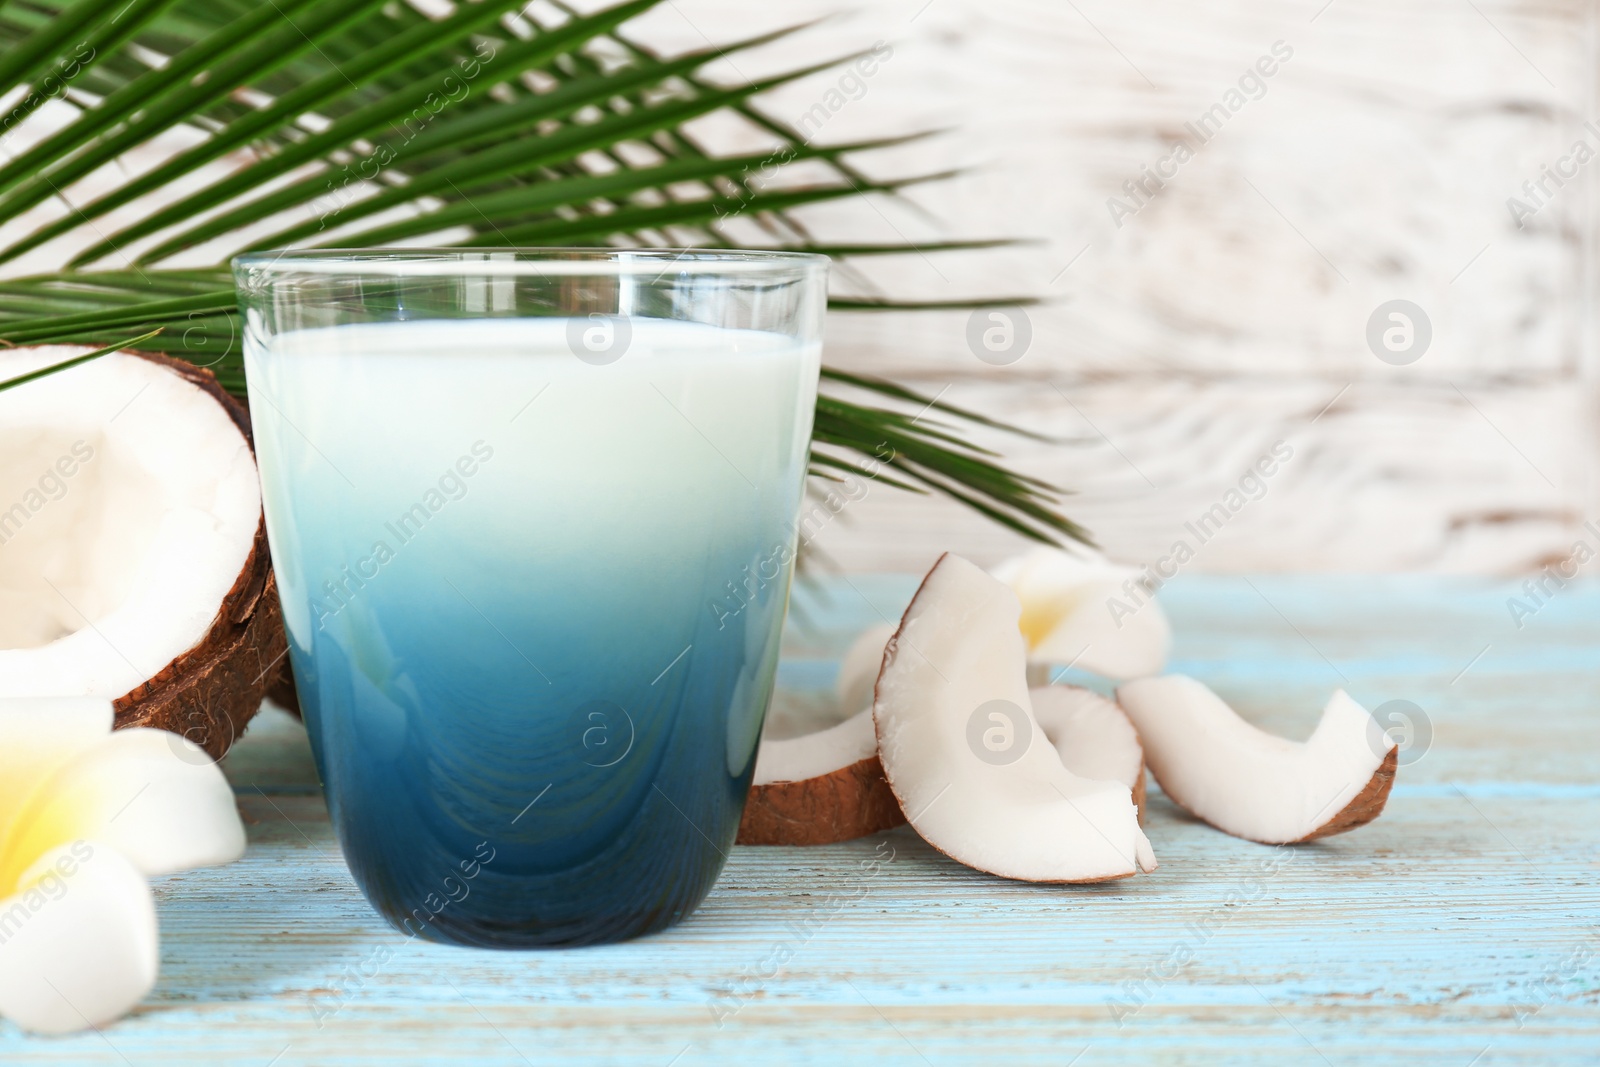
[234, 250, 826, 946]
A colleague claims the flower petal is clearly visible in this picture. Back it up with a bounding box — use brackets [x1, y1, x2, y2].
[0, 699, 113, 863]
[5, 728, 245, 883]
[1030, 577, 1171, 680]
[993, 547, 1171, 680]
[0, 840, 157, 1035]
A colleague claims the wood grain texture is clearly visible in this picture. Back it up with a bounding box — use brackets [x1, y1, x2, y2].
[640, 0, 1600, 573]
[1, 0, 1592, 572]
[802, 376, 1592, 574]
[2, 575, 1596, 1064]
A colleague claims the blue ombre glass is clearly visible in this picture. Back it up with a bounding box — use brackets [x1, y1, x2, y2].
[234, 249, 827, 946]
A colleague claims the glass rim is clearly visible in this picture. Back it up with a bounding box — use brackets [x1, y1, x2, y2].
[233, 246, 830, 279]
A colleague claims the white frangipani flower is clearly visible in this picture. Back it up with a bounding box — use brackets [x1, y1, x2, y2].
[992, 546, 1171, 680]
[832, 547, 1172, 713]
[0, 698, 245, 1035]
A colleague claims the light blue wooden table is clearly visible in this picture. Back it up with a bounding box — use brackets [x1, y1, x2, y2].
[5, 575, 1598, 1065]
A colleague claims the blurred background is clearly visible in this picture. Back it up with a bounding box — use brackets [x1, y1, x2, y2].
[634, 0, 1594, 575]
[2, 0, 1587, 577]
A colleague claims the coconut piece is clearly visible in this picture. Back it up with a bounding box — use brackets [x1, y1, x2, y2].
[754, 707, 877, 786]
[834, 621, 896, 721]
[1031, 684, 1147, 823]
[738, 709, 905, 846]
[873, 553, 1155, 882]
[738, 620, 907, 845]
[994, 546, 1170, 681]
[0, 346, 285, 758]
[1116, 674, 1397, 844]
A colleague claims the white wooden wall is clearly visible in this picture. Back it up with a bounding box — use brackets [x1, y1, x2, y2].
[640, 0, 1600, 574]
[8, 0, 1591, 576]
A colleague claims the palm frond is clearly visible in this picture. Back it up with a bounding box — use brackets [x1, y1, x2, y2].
[0, 0, 1086, 546]
[0, 327, 165, 393]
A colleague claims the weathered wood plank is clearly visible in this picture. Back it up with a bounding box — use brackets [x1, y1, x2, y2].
[670, 0, 1600, 574]
[2, 576, 1595, 1064]
[802, 376, 1589, 574]
[2, 791, 1593, 1065]
[4, 0, 1592, 573]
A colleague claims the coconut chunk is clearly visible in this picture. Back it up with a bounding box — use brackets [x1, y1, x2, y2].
[1116, 675, 1397, 844]
[1031, 684, 1147, 822]
[873, 553, 1155, 882]
[753, 707, 876, 787]
[738, 708, 905, 846]
[0, 347, 286, 757]
[737, 640, 907, 847]
[834, 621, 896, 721]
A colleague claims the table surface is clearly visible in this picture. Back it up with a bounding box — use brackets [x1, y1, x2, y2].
[3, 574, 1597, 1066]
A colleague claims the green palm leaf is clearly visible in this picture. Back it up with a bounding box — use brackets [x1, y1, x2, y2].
[0, 0, 1084, 546]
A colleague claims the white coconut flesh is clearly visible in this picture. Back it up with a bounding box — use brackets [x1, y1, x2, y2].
[994, 546, 1171, 681]
[749, 620, 892, 785]
[741, 654, 904, 846]
[752, 708, 876, 786]
[873, 553, 1156, 882]
[834, 621, 896, 723]
[0, 347, 260, 698]
[1031, 685, 1144, 799]
[1116, 674, 1397, 844]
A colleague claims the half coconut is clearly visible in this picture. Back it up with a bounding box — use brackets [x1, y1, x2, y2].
[0, 346, 286, 758]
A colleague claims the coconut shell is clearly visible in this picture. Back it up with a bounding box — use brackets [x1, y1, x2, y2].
[1132, 761, 1147, 826]
[264, 653, 300, 716]
[1146, 746, 1398, 845]
[107, 352, 288, 759]
[737, 754, 906, 845]
[1298, 747, 1398, 842]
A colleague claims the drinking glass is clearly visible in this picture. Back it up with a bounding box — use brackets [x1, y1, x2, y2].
[234, 248, 827, 946]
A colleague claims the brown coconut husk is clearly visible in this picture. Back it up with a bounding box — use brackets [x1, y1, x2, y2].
[1298, 747, 1398, 842]
[264, 662, 300, 715]
[103, 351, 288, 759]
[1132, 764, 1147, 826]
[737, 754, 906, 845]
[1145, 746, 1398, 845]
